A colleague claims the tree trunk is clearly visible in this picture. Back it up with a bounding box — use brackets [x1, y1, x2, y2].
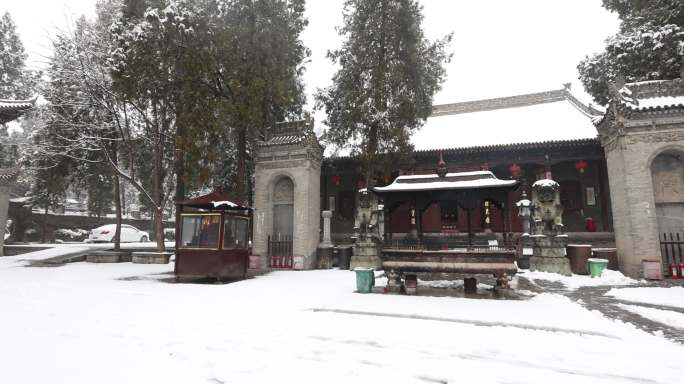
[174, 121, 185, 252]
[152, 101, 165, 253]
[236, 126, 247, 203]
[112, 144, 122, 251]
[42, 205, 48, 243]
[154, 207, 164, 252]
[366, 122, 379, 188]
[114, 175, 122, 250]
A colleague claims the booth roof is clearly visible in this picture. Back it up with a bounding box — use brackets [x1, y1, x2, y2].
[178, 191, 251, 210]
[373, 170, 518, 193]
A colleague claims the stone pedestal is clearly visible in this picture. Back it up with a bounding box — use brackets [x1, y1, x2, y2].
[86, 250, 131, 263]
[317, 210, 334, 269]
[132, 251, 172, 264]
[317, 246, 334, 269]
[527, 234, 571, 275]
[351, 240, 382, 269]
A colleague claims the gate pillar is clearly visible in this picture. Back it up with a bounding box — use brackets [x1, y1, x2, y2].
[252, 120, 322, 270]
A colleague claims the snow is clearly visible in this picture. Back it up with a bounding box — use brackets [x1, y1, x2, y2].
[606, 287, 684, 309]
[532, 179, 559, 188]
[413, 99, 598, 151]
[617, 304, 684, 330]
[521, 269, 641, 290]
[516, 199, 531, 207]
[624, 96, 684, 110]
[1, 256, 684, 383]
[374, 171, 517, 193]
[211, 200, 238, 208]
[4, 242, 176, 262]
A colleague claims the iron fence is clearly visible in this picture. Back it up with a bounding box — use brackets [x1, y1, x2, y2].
[661, 232, 683, 277]
[268, 235, 293, 269]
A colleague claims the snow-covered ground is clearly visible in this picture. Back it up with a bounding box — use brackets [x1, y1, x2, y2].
[521, 269, 641, 290]
[617, 304, 684, 330]
[6, 241, 176, 262]
[606, 286, 684, 309]
[1, 256, 683, 383]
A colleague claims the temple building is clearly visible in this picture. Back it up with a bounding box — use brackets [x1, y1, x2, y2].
[321, 85, 613, 245]
[0, 98, 36, 256]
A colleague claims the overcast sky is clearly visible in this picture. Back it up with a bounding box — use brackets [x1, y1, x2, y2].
[3, 0, 620, 113]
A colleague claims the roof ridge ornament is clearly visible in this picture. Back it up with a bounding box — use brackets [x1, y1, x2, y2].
[436, 151, 447, 178]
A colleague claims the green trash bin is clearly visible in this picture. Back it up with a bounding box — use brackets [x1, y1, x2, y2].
[587, 258, 609, 278]
[354, 267, 375, 293]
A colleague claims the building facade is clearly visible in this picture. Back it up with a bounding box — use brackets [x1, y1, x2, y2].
[322, 85, 614, 247]
[595, 79, 684, 277]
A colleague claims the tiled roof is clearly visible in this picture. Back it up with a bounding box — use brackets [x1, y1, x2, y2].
[0, 97, 37, 124]
[326, 85, 601, 158]
[178, 190, 251, 210]
[0, 168, 20, 185]
[619, 79, 684, 112]
[374, 170, 518, 193]
[594, 78, 684, 126]
[413, 138, 600, 156]
[260, 134, 303, 146]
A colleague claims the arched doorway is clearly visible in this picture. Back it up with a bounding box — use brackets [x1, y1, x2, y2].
[273, 177, 294, 239]
[651, 149, 684, 274]
[270, 177, 294, 268]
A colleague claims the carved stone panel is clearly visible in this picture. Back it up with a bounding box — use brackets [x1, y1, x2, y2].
[651, 153, 684, 204]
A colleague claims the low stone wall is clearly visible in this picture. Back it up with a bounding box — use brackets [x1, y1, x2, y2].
[6, 201, 172, 243]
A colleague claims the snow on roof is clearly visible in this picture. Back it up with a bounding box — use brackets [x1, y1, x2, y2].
[212, 200, 238, 208]
[414, 99, 598, 151]
[373, 170, 517, 193]
[622, 96, 684, 111]
[325, 86, 600, 157]
[532, 179, 559, 188]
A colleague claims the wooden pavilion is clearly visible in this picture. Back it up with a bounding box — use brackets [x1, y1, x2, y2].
[373, 165, 520, 290]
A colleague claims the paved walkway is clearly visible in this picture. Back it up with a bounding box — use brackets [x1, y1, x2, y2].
[519, 277, 684, 344]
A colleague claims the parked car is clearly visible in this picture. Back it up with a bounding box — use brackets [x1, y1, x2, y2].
[85, 224, 149, 243]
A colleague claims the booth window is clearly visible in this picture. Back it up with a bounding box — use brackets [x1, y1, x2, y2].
[223, 216, 249, 249]
[180, 214, 221, 248]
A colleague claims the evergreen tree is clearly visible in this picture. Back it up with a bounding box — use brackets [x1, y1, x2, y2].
[205, 0, 310, 202]
[578, 0, 684, 104]
[0, 12, 40, 167]
[0, 12, 38, 99]
[316, 0, 451, 185]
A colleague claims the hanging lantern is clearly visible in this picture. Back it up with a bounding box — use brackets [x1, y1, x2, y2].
[575, 160, 589, 173]
[332, 175, 341, 186]
[509, 163, 522, 178]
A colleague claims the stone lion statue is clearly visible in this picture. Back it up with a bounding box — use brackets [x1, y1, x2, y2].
[353, 189, 380, 242]
[531, 179, 564, 234]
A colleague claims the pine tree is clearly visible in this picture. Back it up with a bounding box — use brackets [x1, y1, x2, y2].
[578, 0, 684, 104]
[316, 0, 451, 185]
[0, 12, 37, 99]
[204, 0, 310, 202]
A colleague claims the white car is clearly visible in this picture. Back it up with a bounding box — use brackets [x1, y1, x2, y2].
[86, 224, 149, 243]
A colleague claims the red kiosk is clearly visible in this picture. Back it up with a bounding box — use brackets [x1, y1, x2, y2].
[175, 191, 252, 281]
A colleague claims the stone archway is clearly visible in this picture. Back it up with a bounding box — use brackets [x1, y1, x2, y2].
[272, 177, 294, 240]
[650, 148, 684, 236]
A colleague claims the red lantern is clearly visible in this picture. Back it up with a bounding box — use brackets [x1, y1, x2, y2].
[332, 175, 341, 186]
[357, 179, 366, 189]
[575, 160, 589, 173]
[509, 163, 522, 178]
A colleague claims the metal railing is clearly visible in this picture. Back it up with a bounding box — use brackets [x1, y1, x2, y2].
[268, 235, 293, 269]
[382, 237, 514, 252]
[661, 232, 683, 277]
